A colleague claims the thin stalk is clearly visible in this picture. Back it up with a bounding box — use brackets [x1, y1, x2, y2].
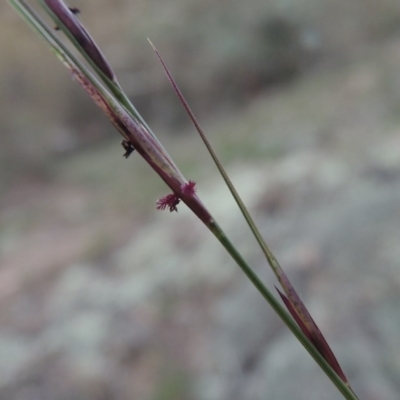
[208, 220, 358, 400]
[149, 39, 290, 280]
[149, 41, 359, 399]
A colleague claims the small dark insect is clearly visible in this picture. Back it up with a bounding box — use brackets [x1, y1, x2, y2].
[55, 7, 80, 30]
[69, 7, 80, 15]
[121, 140, 135, 158]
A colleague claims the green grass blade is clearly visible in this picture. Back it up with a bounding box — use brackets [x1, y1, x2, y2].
[149, 41, 359, 400]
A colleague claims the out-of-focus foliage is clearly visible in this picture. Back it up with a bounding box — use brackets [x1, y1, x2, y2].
[2, 0, 400, 183]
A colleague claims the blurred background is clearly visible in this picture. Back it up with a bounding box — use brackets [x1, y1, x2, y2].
[1, 0, 400, 399]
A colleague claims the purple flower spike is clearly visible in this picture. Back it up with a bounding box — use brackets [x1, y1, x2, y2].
[43, 0, 115, 81]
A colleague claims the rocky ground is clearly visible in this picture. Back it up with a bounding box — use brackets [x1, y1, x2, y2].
[2, 10, 400, 400]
